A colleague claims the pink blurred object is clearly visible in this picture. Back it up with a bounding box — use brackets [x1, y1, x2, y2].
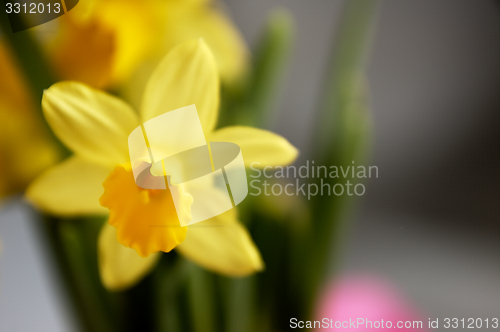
[315, 274, 427, 331]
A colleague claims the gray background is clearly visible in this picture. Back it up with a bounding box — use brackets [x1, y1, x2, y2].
[1, 0, 500, 330]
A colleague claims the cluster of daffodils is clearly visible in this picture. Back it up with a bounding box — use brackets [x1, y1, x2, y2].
[27, 40, 298, 290]
[0, 0, 247, 199]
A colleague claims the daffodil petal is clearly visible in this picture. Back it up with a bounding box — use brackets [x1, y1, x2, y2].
[98, 222, 161, 291]
[25, 156, 111, 216]
[209, 126, 298, 167]
[177, 202, 263, 277]
[93, 0, 162, 83]
[42, 82, 139, 166]
[140, 39, 219, 132]
[192, 9, 248, 84]
[161, 2, 248, 84]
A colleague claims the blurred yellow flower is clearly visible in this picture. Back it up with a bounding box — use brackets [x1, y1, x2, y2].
[44, 0, 248, 88]
[26, 40, 298, 290]
[0, 41, 61, 198]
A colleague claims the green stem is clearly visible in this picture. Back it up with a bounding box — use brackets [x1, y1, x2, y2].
[186, 263, 217, 332]
[58, 219, 120, 332]
[305, 0, 380, 317]
[154, 255, 189, 332]
[220, 276, 256, 332]
[247, 9, 294, 128]
[34, 214, 117, 332]
[36, 215, 92, 332]
[313, 0, 379, 160]
[218, 9, 294, 129]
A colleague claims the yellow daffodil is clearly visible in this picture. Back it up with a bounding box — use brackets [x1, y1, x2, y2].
[1, 0, 245, 198]
[26, 39, 298, 291]
[42, 0, 247, 88]
[0, 40, 61, 198]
